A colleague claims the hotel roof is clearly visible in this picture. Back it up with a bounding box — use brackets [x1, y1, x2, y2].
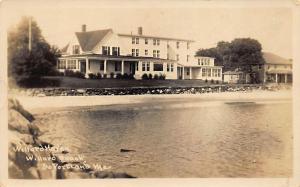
[118, 33, 195, 42]
[75, 29, 112, 51]
[263, 52, 292, 65]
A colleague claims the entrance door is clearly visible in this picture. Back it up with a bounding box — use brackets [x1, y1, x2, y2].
[130, 62, 135, 75]
[80, 61, 86, 73]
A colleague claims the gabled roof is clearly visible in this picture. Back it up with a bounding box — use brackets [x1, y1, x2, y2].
[75, 29, 112, 52]
[263, 52, 292, 65]
[118, 33, 195, 42]
[61, 43, 69, 53]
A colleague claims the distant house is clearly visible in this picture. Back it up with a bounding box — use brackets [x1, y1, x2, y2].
[223, 69, 250, 84]
[253, 52, 292, 84]
[58, 25, 223, 80]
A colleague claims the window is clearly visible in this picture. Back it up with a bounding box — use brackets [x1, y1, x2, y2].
[157, 40, 160, 46]
[167, 63, 174, 72]
[187, 42, 190, 49]
[217, 69, 221, 77]
[202, 68, 206, 76]
[153, 39, 156, 45]
[100, 61, 104, 71]
[212, 69, 218, 77]
[102, 46, 110, 55]
[187, 55, 190, 62]
[153, 50, 157, 58]
[72, 45, 80, 54]
[132, 37, 139, 44]
[176, 41, 180, 49]
[187, 69, 190, 76]
[142, 62, 150, 71]
[145, 38, 148, 44]
[157, 50, 160, 58]
[112, 47, 120, 56]
[58, 59, 66, 69]
[207, 68, 211, 77]
[145, 49, 148, 56]
[115, 62, 121, 71]
[67, 59, 76, 69]
[132, 49, 139, 56]
[153, 39, 160, 46]
[176, 54, 179, 61]
[153, 63, 163, 71]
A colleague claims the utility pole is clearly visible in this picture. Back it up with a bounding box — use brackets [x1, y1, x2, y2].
[28, 17, 32, 52]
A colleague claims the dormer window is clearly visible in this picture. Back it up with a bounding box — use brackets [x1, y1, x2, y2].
[102, 46, 110, 55]
[72, 45, 80, 54]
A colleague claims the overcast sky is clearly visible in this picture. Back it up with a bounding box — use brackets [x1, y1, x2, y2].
[2, 0, 294, 59]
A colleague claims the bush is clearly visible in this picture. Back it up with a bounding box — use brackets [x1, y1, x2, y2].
[159, 74, 166, 80]
[103, 73, 107, 79]
[154, 74, 159, 80]
[142, 73, 148, 80]
[88, 73, 97, 79]
[205, 79, 208, 83]
[211, 79, 214, 84]
[216, 80, 220, 84]
[96, 73, 102, 79]
[73, 71, 85, 79]
[129, 73, 135, 80]
[123, 73, 129, 79]
[116, 73, 122, 79]
[110, 72, 115, 79]
[64, 69, 74, 77]
[148, 73, 153, 80]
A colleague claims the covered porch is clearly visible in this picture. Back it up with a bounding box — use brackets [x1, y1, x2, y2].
[265, 70, 292, 83]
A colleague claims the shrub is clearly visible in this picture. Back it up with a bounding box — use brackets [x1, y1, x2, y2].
[64, 69, 74, 77]
[103, 73, 107, 79]
[110, 72, 115, 78]
[128, 73, 135, 79]
[205, 79, 208, 83]
[216, 80, 220, 84]
[116, 73, 122, 79]
[73, 71, 85, 79]
[96, 73, 102, 79]
[159, 74, 166, 80]
[148, 73, 153, 80]
[88, 73, 97, 79]
[154, 74, 159, 80]
[211, 79, 214, 84]
[123, 73, 129, 79]
[142, 73, 148, 80]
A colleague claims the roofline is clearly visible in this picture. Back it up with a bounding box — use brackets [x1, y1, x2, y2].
[59, 54, 176, 62]
[118, 33, 195, 42]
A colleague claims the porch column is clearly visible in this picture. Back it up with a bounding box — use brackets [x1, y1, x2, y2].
[104, 59, 107, 74]
[121, 60, 124, 75]
[275, 73, 278, 83]
[76, 59, 79, 70]
[182, 67, 185, 80]
[85, 57, 89, 75]
[189, 67, 192, 79]
[285, 74, 288, 83]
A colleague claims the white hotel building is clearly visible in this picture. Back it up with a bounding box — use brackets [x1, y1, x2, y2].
[58, 25, 222, 81]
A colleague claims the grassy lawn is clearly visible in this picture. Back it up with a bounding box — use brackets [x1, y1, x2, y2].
[45, 76, 220, 88]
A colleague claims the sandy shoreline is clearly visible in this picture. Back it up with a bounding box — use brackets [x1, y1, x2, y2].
[12, 90, 292, 114]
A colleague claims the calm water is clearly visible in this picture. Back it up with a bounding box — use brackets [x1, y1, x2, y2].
[35, 98, 292, 177]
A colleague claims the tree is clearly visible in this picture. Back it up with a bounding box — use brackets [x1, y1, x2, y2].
[8, 16, 60, 87]
[196, 38, 264, 72]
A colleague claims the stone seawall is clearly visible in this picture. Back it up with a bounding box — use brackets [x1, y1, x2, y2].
[9, 84, 291, 97]
[8, 99, 135, 179]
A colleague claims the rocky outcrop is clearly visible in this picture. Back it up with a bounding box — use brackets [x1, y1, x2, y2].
[8, 98, 135, 179]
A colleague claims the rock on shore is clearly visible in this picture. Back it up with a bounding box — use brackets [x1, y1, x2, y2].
[8, 98, 135, 179]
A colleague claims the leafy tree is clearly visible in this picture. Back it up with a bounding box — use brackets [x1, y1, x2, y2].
[196, 38, 264, 72]
[8, 16, 60, 87]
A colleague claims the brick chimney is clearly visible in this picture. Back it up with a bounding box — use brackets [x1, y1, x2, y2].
[138, 27, 143, 35]
[82, 24, 86, 32]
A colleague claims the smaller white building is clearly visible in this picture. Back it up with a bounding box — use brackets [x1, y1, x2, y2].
[177, 56, 222, 81]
